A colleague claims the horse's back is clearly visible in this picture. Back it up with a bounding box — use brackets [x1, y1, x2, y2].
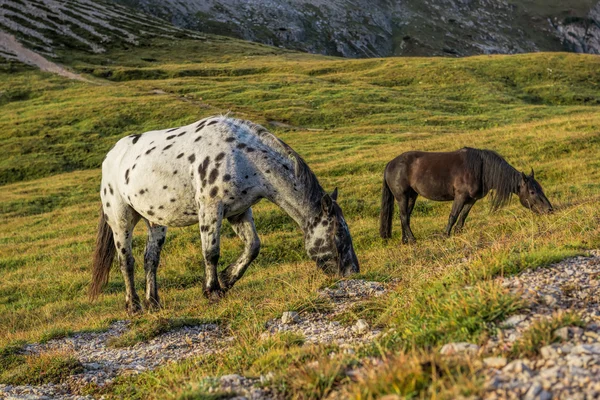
[385, 149, 470, 201]
[101, 117, 291, 227]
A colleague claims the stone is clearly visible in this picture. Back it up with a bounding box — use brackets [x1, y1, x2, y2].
[543, 295, 558, 307]
[220, 374, 244, 384]
[554, 326, 570, 341]
[483, 357, 508, 369]
[503, 359, 531, 374]
[352, 319, 369, 334]
[439, 342, 480, 356]
[281, 311, 300, 324]
[539, 390, 552, 400]
[503, 314, 528, 327]
[524, 382, 542, 400]
[540, 345, 559, 359]
[572, 344, 600, 355]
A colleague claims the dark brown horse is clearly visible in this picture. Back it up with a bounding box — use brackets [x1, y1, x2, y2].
[380, 147, 553, 243]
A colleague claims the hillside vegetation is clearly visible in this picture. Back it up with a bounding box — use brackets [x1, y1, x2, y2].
[1, 35, 600, 398]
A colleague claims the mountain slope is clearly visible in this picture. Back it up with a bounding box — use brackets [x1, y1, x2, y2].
[111, 0, 600, 58]
[0, 0, 205, 67]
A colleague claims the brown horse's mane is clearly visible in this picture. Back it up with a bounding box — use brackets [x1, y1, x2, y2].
[464, 147, 521, 210]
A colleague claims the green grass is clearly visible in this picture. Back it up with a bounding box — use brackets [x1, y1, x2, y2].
[1, 33, 600, 398]
[0, 349, 84, 386]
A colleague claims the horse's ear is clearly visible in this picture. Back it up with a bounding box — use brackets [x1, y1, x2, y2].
[530, 168, 535, 179]
[331, 187, 338, 201]
[521, 171, 528, 182]
[322, 194, 334, 214]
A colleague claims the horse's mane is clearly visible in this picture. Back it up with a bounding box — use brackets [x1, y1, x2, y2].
[223, 117, 325, 207]
[464, 147, 521, 210]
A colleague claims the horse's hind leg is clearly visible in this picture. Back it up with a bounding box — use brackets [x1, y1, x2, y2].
[109, 204, 142, 314]
[219, 208, 260, 290]
[143, 221, 167, 310]
[198, 201, 224, 299]
[398, 192, 417, 244]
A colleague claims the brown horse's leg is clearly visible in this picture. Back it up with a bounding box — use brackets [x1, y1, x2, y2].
[454, 200, 475, 234]
[444, 196, 467, 236]
[398, 194, 417, 244]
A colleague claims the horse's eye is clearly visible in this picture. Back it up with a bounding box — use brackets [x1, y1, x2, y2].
[529, 191, 535, 195]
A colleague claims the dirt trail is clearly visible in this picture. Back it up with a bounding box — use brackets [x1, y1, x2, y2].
[0, 31, 89, 82]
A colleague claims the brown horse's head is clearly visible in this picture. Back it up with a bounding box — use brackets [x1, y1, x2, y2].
[517, 169, 553, 214]
[305, 188, 360, 277]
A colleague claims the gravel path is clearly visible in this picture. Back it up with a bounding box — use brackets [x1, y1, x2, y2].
[10, 249, 600, 400]
[480, 250, 600, 400]
[0, 279, 389, 399]
[0, 321, 228, 399]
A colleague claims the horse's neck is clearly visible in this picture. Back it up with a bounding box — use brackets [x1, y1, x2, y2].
[266, 175, 322, 234]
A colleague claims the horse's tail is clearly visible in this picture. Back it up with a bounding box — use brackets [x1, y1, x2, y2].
[89, 207, 115, 300]
[380, 170, 395, 239]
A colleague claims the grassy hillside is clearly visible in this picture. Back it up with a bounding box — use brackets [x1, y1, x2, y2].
[1, 36, 600, 398]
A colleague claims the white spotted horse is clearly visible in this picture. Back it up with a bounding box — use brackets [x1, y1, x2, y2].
[90, 116, 360, 313]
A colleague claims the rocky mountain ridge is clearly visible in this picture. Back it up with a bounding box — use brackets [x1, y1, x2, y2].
[112, 0, 600, 57]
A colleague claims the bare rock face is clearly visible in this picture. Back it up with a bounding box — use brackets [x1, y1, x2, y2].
[552, 2, 600, 55]
[111, 0, 600, 58]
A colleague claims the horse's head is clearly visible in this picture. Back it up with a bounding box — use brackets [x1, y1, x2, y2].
[517, 169, 553, 214]
[305, 188, 360, 277]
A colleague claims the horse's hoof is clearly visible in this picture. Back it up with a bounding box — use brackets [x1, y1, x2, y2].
[144, 298, 162, 312]
[203, 287, 226, 301]
[126, 300, 143, 315]
[218, 272, 233, 291]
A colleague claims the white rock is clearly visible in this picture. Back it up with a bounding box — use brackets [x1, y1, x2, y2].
[353, 319, 369, 334]
[483, 357, 507, 369]
[503, 359, 531, 374]
[539, 366, 562, 380]
[220, 374, 244, 384]
[439, 342, 480, 356]
[281, 311, 300, 324]
[540, 345, 559, 359]
[543, 295, 558, 307]
[553, 326, 570, 341]
[572, 344, 600, 355]
[502, 314, 528, 327]
[524, 382, 542, 400]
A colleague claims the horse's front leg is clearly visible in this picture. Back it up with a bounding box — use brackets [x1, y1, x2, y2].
[454, 200, 475, 234]
[198, 201, 225, 300]
[219, 208, 260, 290]
[444, 196, 467, 236]
[143, 222, 167, 310]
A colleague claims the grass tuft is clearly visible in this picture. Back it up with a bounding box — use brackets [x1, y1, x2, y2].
[0, 351, 83, 385]
[508, 311, 584, 358]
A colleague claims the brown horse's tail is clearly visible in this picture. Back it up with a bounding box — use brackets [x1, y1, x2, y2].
[380, 171, 394, 239]
[89, 207, 115, 300]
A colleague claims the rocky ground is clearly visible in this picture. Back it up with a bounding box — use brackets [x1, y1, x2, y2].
[0, 321, 228, 399]
[480, 251, 600, 400]
[4, 252, 600, 399]
[440, 250, 600, 400]
[0, 279, 390, 400]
